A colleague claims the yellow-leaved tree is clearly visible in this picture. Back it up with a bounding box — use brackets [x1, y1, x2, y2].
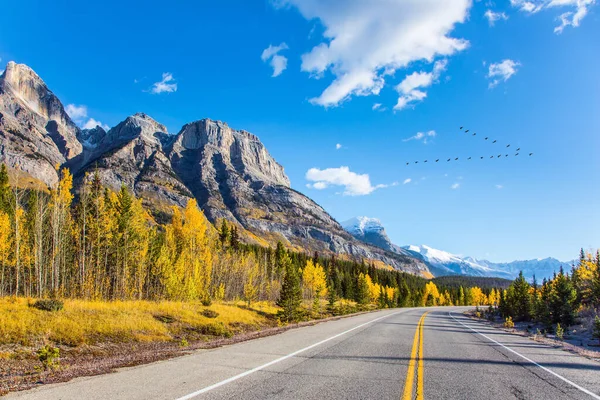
[302, 259, 327, 301]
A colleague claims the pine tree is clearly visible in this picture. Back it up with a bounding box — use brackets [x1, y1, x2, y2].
[506, 271, 532, 321]
[355, 273, 370, 305]
[326, 279, 337, 314]
[592, 252, 600, 308]
[549, 268, 578, 326]
[219, 219, 229, 247]
[277, 253, 302, 322]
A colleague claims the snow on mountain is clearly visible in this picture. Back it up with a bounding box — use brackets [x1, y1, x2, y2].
[403, 245, 512, 278]
[342, 217, 384, 236]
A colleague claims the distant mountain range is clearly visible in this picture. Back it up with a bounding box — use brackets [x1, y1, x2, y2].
[342, 217, 573, 280]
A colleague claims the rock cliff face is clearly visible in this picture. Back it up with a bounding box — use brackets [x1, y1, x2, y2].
[0, 62, 82, 186]
[0, 61, 432, 276]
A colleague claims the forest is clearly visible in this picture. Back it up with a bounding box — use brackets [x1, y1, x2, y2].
[0, 165, 499, 321]
[498, 250, 600, 337]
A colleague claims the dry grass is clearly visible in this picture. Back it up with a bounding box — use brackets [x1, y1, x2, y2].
[0, 298, 278, 348]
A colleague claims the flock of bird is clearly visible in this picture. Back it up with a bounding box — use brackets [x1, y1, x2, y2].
[405, 126, 533, 166]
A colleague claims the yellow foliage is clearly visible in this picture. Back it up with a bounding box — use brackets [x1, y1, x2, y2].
[0, 297, 275, 346]
[302, 259, 328, 300]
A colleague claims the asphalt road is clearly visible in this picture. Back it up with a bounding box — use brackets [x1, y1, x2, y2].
[7, 307, 600, 399]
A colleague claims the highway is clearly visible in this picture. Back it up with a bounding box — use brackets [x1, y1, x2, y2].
[6, 307, 600, 400]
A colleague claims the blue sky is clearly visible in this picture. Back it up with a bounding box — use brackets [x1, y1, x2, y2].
[1, 0, 598, 262]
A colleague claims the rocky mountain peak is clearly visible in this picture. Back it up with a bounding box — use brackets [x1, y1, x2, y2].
[171, 118, 290, 187]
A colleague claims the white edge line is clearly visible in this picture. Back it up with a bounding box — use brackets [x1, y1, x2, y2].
[449, 312, 600, 400]
[175, 310, 405, 400]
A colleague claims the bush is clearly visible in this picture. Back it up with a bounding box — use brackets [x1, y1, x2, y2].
[593, 315, 600, 345]
[32, 299, 64, 312]
[201, 309, 219, 319]
[556, 323, 564, 340]
[37, 345, 60, 370]
[201, 297, 212, 307]
[179, 338, 189, 347]
[504, 316, 514, 329]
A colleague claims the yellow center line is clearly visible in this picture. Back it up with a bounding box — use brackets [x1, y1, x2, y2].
[401, 311, 428, 400]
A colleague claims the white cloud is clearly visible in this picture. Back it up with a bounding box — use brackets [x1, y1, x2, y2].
[372, 103, 381, 110]
[65, 103, 109, 130]
[487, 59, 520, 88]
[65, 104, 88, 120]
[484, 9, 509, 26]
[335, 143, 342, 150]
[510, 0, 596, 33]
[403, 130, 436, 143]
[305, 166, 389, 196]
[403, 178, 412, 185]
[451, 183, 460, 189]
[82, 118, 109, 130]
[277, 0, 470, 107]
[261, 43, 289, 77]
[394, 60, 448, 110]
[150, 72, 177, 94]
[496, 184, 504, 189]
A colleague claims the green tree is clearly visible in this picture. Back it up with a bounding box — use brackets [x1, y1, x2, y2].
[355, 273, 370, 305]
[277, 253, 302, 322]
[505, 271, 532, 321]
[219, 219, 229, 247]
[549, 268, 578, 326]
[593, 315, 600, 345]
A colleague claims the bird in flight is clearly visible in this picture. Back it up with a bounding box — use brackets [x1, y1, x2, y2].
[506, 144, 510, 148]
[406, 162, 409, 165]
[436, 159, 440, 162]
[465, 130, 470, 133]
[492, 140, 497, 143]
[480, 156, 484, 159]
[447, 158, 451, 162]
[415, 161, 419, 164]
[515, 153, 519, 156]
[455, 157, 459, 161]
[498, 154, 502, 158]
[516, 148, 521, 151]
[529, 153, 534, 156]
[424, 160, 428, 163]
[460, 126, 463, 130]
[468, 157, 472, 160]
[505, 154, 509, 157]
[473, 133, 476, 136]
[485, 137, 489, 140]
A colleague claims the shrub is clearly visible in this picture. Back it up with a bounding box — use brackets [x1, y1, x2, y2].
[37, 345, 60, 370]
[593, 316, 600, 345]
[32, 299, 64, 312]
[201, 297, 212, 307]
[201, 309, 219, 319]
[504, 316, 514, 329]
[556, 323, 564, 340]
[179, 338, 189, 347]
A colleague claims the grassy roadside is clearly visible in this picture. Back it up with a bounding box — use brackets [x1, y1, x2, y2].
[0, 297, 372, 395]
[465, 309, 600, 362]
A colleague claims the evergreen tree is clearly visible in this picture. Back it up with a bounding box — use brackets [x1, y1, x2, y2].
[277, 253, 302, 322]
[326, 279, 337, 314]
[355, 273, 370, 305]
[549, 268, 578, 326]
[219, 219, 229, 247]
[229, 226, 239, 250]
[505, 271, 532, 321]
[592, 252, 600, 308]
[593, 315, 600, 345]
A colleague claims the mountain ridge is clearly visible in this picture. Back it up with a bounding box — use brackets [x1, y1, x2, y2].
[0, 61, 431, 277]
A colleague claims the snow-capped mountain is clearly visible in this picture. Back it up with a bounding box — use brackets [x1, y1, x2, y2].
[342, 216, 572, 280]
[341, 217, 413, 257]
[403, 245, 512, 278]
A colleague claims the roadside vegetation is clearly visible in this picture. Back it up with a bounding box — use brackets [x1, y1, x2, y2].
[474, 249, 600, 351]
[0, 164, 505, 394]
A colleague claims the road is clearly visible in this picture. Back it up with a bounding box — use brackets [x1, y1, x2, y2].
[6, 307, 600, 399]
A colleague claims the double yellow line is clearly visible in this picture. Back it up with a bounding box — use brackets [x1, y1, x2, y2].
[402, 311, 428, 400]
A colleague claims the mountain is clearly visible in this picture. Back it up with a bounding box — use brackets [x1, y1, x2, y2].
[403, 245, 513, 278]
[341, 215, 572, 280]
[0, 61, 431, 276]
[0, 61, 82, 186]
[341, 217, 414, 257]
